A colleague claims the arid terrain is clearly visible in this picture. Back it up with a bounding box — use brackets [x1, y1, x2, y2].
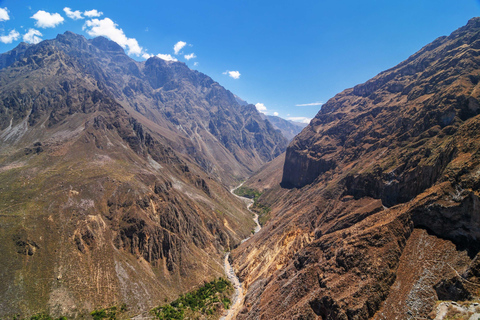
[1, 12, 480, 320]
[0, 32, 286, 318]
[232, 17, 480, 320]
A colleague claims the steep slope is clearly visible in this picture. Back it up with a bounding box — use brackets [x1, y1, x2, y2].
[234, 94, 305, 141]
[0, 32, 285, 318]
[242, 152, 286, 193]
[231, 17, 480, 319]
[0, 32, 287, 186]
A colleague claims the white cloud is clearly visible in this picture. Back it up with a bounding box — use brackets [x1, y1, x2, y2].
[0, 7, 10, 21]
[84, 9, 103, 18]
[273, 112, 279, 116]
[0, 29, 20, 44]
[295, 101, 324, 107]
[194, 62, 199, 66]
[23, 28, 42, 44]
[63, 7, 83, 20]
[184, 53, 196, 60]
[142, 53, 153, 60]
[83, 18, 143, 56]
[223, 70, 241, 79]
[156, 53, 177, 62]
[31, 10, 64, 28]
[173, 41, 187, 55]
[287, 116, 312, 124]
[255, 103, 267, 114]
[142, 52, 178, 62]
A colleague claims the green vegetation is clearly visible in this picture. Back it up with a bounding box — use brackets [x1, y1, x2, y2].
[233, 186, 261, 201]
[151, 278, 233, 320]
[255, 203, 271, 226]
[234, 186, 272, 226]
[90, 304, 127, 320]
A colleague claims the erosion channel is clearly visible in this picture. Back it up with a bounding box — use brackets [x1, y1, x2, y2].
[221, 183, 261, 320]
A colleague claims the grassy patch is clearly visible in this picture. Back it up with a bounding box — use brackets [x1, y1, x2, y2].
[233, 186, 261, 201]
[151, 278, 233, 320]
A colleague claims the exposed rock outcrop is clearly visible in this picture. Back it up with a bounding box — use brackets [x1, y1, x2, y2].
[233, 17, 480, 319]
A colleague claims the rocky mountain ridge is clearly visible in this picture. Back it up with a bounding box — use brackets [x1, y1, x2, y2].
[0, 32, 286, 318]
[232, 17, 480, 319]
[0, 31, 287, 185]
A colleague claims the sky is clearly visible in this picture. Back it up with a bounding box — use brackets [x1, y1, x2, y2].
[0, 1, 479, 123]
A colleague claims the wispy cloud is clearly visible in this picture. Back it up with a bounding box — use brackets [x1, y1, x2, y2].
[223, 70, 241, 79]
[23, 28, 42, 44]
[0, 7, 10, 21]
[194, 62, 199, 66]
[0, 29, 20, 44]
[173, 41, 187, 55]
[184, 53, 196, 60]
[84, 9, 103, 18]
[295, 101, 324, 107]
[64, 7, 83, 20]
[83, 18, 143, 56]
[287, 116, 312, 124]
[273, 112, 279, 116]
[255, 103, 267, 114]
[31, 10, 64, 28]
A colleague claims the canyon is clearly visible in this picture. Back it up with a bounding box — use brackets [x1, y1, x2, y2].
[1, 15, 480, 320]
[0, 32, 285, 318]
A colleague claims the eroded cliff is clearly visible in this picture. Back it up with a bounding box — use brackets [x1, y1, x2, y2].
[232, 17, 480, 319]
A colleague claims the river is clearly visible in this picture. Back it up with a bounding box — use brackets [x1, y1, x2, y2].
[220, 183, 261, 320]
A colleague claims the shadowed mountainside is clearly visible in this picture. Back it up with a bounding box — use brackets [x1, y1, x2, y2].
[232, 17, 480, 319]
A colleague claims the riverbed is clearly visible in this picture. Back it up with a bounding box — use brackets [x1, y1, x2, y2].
[220, 184, 261, 320]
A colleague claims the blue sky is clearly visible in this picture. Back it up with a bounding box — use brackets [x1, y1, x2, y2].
[0, 0, 479, 123]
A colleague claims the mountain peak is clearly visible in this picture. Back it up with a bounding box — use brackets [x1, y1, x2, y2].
[465, 16, 480, 30]
[90, 36, 125, 53]
[55, 31, 88, 47]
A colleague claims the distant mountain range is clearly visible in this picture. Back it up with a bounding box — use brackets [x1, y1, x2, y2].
[234, 95, 307, 141]
[0, 31, 287, 318]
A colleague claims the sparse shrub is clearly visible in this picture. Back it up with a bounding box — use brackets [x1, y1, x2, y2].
[151, 277, 233, 319]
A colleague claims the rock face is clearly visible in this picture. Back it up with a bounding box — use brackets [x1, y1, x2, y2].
[0, 32, 286, 318]
[232, 17, 480, 319]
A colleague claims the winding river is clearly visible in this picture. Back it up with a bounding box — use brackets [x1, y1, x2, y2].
[220, 184, 261, 320]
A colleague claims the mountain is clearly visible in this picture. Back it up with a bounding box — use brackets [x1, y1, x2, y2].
[231, 17, 480, 319]
[0, 32, 286, 318]
[233, 94, 306, 141]
[263, 115, 306, 141]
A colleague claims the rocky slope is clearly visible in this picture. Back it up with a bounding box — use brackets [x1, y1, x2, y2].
[1, 32, 287, 186]
[234, 94, 306, 141]
[0, 32, 286, 318]
[231, 17, 480, 319]
[263, 115, 306, 141]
